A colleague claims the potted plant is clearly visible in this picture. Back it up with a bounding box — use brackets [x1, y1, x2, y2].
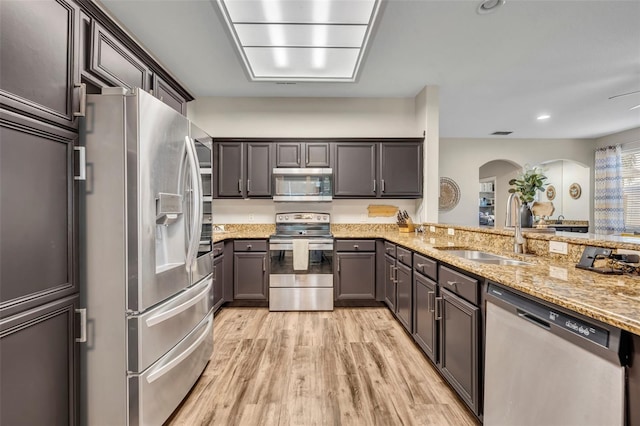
[508, 165, 548, 227]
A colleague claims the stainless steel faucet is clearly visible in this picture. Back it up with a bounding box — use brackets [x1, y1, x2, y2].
[506, 193, 526, 254]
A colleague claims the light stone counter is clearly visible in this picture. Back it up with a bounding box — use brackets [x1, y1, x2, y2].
[212, 223, 640, 335]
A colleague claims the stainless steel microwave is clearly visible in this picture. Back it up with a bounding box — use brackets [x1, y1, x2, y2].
[272, 168, 332, 202]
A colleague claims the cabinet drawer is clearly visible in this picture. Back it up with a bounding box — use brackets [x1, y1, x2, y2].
[439, 266, 479, 305]
[414, 253, 437, 280]
[212, 242, 224, 257]
[396, 246, 413, 267]
[383, 242, 397, 258]
[335, 240, 376, 252]
[233, 240, 267, 252]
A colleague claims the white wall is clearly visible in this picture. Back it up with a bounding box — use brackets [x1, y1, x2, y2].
[439, 138, 596, 226]
[189, 97, 420, 138]
[190, 96, 425, 223]
[595, 127, 640, 148]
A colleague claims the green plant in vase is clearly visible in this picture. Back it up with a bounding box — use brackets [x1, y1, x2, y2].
[508, 165, 548, 227]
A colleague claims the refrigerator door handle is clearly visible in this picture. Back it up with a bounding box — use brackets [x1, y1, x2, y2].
[145, 278, 212, 327]
[184, 136, 203, 271]
[146, 314, 213, 384]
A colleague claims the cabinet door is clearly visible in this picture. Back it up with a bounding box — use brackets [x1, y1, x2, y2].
[335, 252, 376, 300]
[152, 75, 186, 115]
[0, 0, 81, 128]
[333, 142, 377, 197]
[384, 255, 396, 311]
[0, 295, 78, 426]
[413, 272, 437, 363]
[1, 110, 78, 317]
[89, 20, 150, 91]
[380, 141, 423, 197]
[395, 262, 413, 333]
[215, 142, 244, 198]
[439, 288, 480, 415]
[305, 142, 331, 167]
[234, 252, 268, 300]
[275, 143, 302, 167]
[212, 255, 224, 312]
[246, 142, 272, 197]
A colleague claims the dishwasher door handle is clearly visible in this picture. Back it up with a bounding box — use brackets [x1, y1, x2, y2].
[517, 309, 551, 330]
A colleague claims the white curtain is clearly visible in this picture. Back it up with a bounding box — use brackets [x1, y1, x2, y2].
[594, 145, 624, 234]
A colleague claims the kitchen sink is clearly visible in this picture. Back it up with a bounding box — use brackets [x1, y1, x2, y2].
[435, 247, 533, 266]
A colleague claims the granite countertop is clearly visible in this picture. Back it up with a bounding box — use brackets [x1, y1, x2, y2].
[212, 227, 640, 335]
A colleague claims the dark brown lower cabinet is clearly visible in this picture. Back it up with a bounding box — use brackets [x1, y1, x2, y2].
[234, 251, 268, 300]
[630, 333, 640, 426]
[384, 254, 396, 311]
[0, 294, 78, 425]
[335, 252, 376, 300]
[395, 262, 412, 333]
[439, 288, 480, 416]
[413, 271, 437, 363]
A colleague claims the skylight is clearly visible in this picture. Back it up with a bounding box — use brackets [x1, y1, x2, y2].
[216, 0, 381, 82]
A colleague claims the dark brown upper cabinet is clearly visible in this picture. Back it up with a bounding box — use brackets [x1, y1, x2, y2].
[275, 142, 331, 168]
[0, 0, 82, 129]
[333, 142, 378, 197]
[152, 74, 187, 115]
[214, 140, 272, 198]
[333, 139, 423, 198]
[88, 20, 150, 91]
[380, 141, 423, 197]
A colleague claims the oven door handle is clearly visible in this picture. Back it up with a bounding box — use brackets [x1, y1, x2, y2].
[269, 243, 334, 251]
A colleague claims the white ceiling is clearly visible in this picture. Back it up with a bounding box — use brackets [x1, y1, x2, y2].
[99, 0, 640, 139]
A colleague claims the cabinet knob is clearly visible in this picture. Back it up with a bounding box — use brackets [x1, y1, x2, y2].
[353, 244, 359, 250]
[247, 244, 252, 250]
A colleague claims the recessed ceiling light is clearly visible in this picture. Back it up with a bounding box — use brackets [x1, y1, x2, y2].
[537, 114, 551, 120]
[477, 0, 505, 15]
[216, 0, 382, 82]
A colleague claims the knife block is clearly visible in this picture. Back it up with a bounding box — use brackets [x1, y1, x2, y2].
[398, 218, 415, 233]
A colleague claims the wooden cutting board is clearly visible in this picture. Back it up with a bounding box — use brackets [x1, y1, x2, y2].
[367, 205, 399, 217]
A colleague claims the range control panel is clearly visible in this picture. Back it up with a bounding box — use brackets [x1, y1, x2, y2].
[276, 212, 330, 223]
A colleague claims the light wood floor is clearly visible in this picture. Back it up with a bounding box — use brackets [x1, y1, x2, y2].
[166, 307, 479, 426]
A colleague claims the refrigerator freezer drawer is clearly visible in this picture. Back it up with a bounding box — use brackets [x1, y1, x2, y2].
[128, 276, 213, 372]
[129, 311, 213, 426]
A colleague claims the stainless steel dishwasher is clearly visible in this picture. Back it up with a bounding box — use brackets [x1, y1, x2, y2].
[484, 283, 626, 426]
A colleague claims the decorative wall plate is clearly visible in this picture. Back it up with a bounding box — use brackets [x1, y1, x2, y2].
[546, 185, 556, 201]
[439, 177, 461, 211]
[569, 183, 581, 199]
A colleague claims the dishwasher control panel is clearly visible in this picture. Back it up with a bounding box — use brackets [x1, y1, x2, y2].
[487, 285, 610, 348]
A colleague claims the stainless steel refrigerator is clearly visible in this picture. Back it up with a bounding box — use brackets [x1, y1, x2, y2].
[80, 88, 213, 425]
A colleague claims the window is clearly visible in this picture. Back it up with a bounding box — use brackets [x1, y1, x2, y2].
[621, 142, 640, 232]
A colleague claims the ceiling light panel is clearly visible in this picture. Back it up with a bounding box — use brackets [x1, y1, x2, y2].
[244, 47, 359, 78]
[223, 0, 376, 24]
[234, 24, 367, 47]
[217, 0, 381, 82]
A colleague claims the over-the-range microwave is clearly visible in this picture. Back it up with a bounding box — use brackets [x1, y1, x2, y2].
[272, 168, 332, 202]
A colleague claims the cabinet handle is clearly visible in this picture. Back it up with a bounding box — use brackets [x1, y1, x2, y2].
[213, 264, 216, 281]
[446, 280, 458, 289]
[427, 291, 435, 313]
[337, 258, 341, 272]
[389, 265, 394, 280]
[263, 257, 266, 272]
[393, 266, 398, 284]
[417, 263, 425, 269]
[353, 244, 359, 250]
[247, 179, 251, 193]
[373, 179, 376, 193]
[73, 83, 86, 117]
[247, 244, 252, 250]
[76, 308, 87, 343]
[238, 179, 242, 193]
[74, 146, 86, 181]
[381, 179, 385, 193]
[435, 297, 443, 320]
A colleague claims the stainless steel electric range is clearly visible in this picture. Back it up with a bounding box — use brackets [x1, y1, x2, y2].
[268, 213, 334, 311]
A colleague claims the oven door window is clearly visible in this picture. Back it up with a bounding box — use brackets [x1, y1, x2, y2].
[270, 248, 333, 275]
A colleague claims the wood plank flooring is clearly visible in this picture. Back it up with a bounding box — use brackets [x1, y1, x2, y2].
[166, 307, 479, 426]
